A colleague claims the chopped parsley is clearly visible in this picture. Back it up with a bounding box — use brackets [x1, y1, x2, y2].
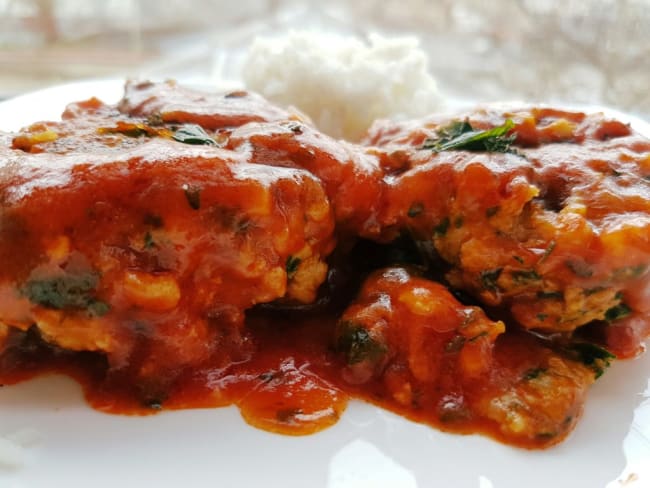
[565, 342, 616, 379]
[143, 231, 155, 249]
[407, 202, 424, 218]
[285, 255, 301, 279]
[511, 269, 541, 284]
[604, 302, 632, 322]
[422, 119, 517, 153]
[523, 367, 547, 380]
[172, 124, 217, 146]
[480, 268, 503, 292]
[433, 217, 450, 236]
[23, 272, 109, 317]
[336, 321, 386, 365]
[87, 301, 110, 317]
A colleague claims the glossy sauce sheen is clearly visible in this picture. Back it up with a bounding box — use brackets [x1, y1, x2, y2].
[0, 311, 588, 448]
[0, 81, 649, 449]
[0, 315, 349, 436]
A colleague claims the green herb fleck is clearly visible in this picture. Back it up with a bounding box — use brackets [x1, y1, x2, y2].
[431, 120, 473, 144]
[172, 124, 217, 146]
[445, 335, 466, 353]
[566, 342, 616, 379]
[523, 367, 547, 380]
[143, 231, 155, 249]
[407, 202, 424, 218]
[182, 184, 201, 210]
[454, 216, 464, 228]
[25, 274, 96, 310]
[604, 303, 632, 322]
[512, 269, 541, 283]
[422, 119, 517, 153]
[486, 206, 500, 218]
[87, 300, 110, 317]
[536, 313, 548, 322]
[286, 255, 301, 279]
[433, 217, 450, 236]
[513, 255, 524, 264]
[480, 268, 503, 292]
[23, 273, 110, 317]
[336, 322, 386, 365]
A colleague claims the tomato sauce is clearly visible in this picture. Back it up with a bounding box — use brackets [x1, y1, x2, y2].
[0, 81, 649, 450]
[0, 283, 594, 449]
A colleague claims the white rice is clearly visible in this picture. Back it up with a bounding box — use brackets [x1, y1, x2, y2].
[242, 30, 443, 140]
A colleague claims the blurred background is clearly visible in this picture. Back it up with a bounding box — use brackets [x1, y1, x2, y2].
[0, 0, 648, 118]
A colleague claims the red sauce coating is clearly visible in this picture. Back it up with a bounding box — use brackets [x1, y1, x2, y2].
[0, 81, 648, 449]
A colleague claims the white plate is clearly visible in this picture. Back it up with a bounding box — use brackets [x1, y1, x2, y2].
[0, 81, 649, 488]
